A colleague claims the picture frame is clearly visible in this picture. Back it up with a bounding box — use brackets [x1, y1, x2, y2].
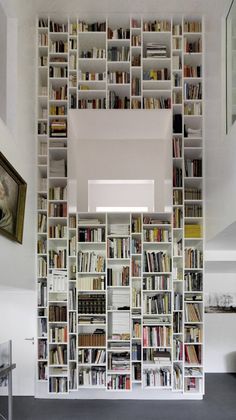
[0, 151, 27, 244]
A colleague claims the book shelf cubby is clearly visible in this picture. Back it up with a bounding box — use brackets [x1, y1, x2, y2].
[36, 15, 204, 398]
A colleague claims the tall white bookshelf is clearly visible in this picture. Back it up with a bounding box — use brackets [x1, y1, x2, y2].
[36, 15, 204, 398]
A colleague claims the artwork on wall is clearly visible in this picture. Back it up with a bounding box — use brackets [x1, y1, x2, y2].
[0, 152, 27, 244]
[205, 292, 236, 313]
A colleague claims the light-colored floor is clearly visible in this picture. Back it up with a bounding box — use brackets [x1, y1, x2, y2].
[0, 374, 236, 420]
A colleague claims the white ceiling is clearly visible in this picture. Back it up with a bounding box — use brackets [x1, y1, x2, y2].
[0, 0, 231, 18]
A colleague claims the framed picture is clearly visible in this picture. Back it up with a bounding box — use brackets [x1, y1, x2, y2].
[0, 152, 27, 244]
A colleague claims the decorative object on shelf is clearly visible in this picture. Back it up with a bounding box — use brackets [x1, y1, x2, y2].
[0, 152, 27, 243]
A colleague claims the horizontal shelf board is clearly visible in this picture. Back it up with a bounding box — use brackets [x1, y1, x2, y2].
[78, 346, 106, 349]
[78, 272, 106, 275]
[107, 370, 131, 375]
[143, 272, 171, 275]
[143, 289, 172, 293]
[78, 363, 106, 367]
[143, 224, 171, 228]
[78, 241, 106, 245]
[78, 224, 106, 227]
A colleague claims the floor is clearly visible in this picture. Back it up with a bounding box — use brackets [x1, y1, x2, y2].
[0, 374, 236, 420]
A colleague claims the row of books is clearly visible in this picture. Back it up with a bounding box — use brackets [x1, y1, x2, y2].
[107, 27, 130, 40]
[50, 40, 68, 53]
[131, 34, 141, 46]
[107, 267, 130, 286]
[49, 305, 67, 322]
[78, 349, 106, 364]
[69, 236, 76, 256]
[49, 85, 67, 101]
[78, 227, 105, 243]
[107, 374, 130, 390]
[80, 48, 106, 59]
[38, 239, 46, 254]
[185, 159, 202, 177]
[143, 228, 171, 243]
[107, 71, 130, 84]
[38, 257, 47, 278]
[38, 340, 47, 359]
[184, 65, 201, 78]
[144, 251, 171, 273]
[173, 167, 182, 188]
[70, 336, 76, 360]
[78, 70, 106, 81]
[49, 346, 67, 365]
[184, 38, 202, 53]
[174, 292, 183, 311]
[49, 186, 67, 201]
[78, 331, 106, 347]
[173, 189, 183, 205]
[185, 326, 202, 343]
[143, 326, 171, 347]
[143, 275, 171, 291]
[184, 102, 202, 116]
[185, 303, 202, 323]
[185, 344, 201, 364]
[107, 238, 130, 259]
[143, 20, 171, 32]
[49, 203, 67, 217]
[38, 281, 47, 306]
[49, 377, 67, 393]
[143, 97, 171, 109]
[109, 93, 130, 109]
[49, 271, 67, 292]
[184, 82, 202, 100]
[132, 237, 141, 254]
[184, 272, 203, 291]
[78, 251, 106, 273]
[173, 208, 183, 228]
[49, 326, 67, 343]
[78, 294, 106, 314]
[78, 367, 106, 386]
[49, 249, 67, 269]
[143, 367, 171, 387]
[108, 46, 130, 61]
[49, 105, 67, 116]
[143, 68, 169, 81]
[185, 248, 203, 269]
[184, 224, 202, 238]
[77, 21, 106, 32]
[77, 276, 105, 291]
[173, 238, 182, 257]
[173, 365, 183, 390]
[38, 318, 47, 337]
[49, 224, 67, 239]
[143, 293, 171, 315]
[78, 98, 106, 109]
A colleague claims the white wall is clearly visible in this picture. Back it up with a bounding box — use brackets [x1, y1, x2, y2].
[0, 16, 36, 291]
[0, 14, 37, 396]
[0, 3, 7, 122]
[205, 271, 236, 372]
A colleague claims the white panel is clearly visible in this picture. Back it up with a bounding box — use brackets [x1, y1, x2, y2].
[0, 291, 36, 395]
[69, 109, 171, 141]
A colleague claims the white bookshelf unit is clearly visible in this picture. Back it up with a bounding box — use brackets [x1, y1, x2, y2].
[36, 15, 204, 399]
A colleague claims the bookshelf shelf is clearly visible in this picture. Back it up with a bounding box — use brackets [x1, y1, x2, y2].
[36, 15, 204, 398]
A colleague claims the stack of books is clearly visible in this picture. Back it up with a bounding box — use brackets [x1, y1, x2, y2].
[50, 119, 67, 137]
[146, 43, 167, 58]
